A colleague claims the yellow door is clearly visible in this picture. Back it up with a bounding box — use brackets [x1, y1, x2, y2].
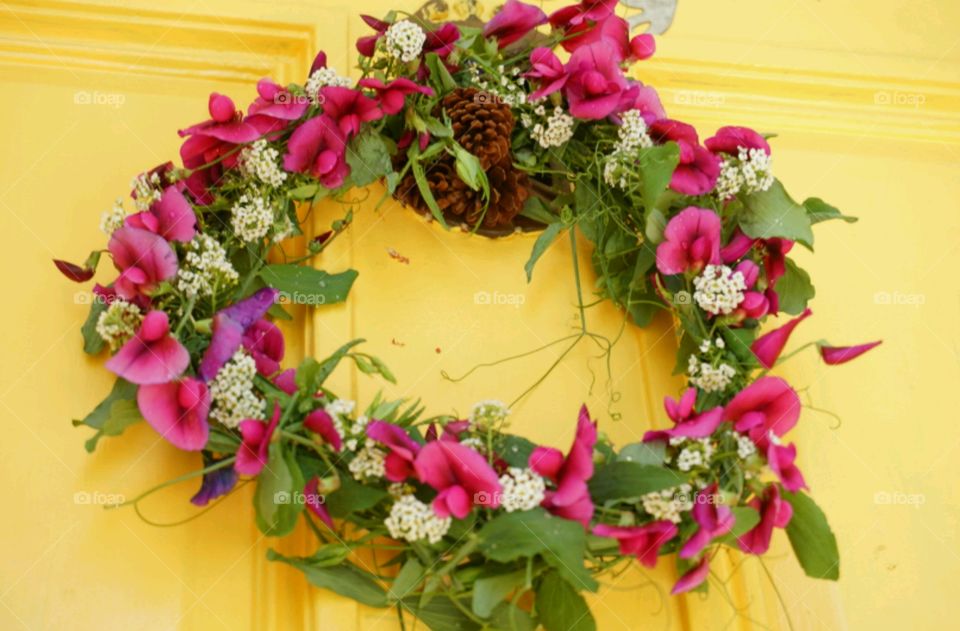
[1, 1, 957, 630]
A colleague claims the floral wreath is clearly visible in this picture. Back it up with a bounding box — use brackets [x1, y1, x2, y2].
[56, 1, 881, 629]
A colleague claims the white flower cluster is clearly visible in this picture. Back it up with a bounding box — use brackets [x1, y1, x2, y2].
[693, 264, 746, 315]
[99, 198, 126, 235]
[674, 437, 716, 472]
[522, 105, 575, 149]
[460, 436, 487, 453]
[642, 483, 693, 523]
[209, 351, 264, 428]
[177, 233, 239, 298]
[348, 444, 386, 480]
[735, 432, 757, 459]
[498, 467, 546, 512]
[95, 299, 142, 350]
[715, 147, 774, 200]
[688, 357, 736, 392]
[324, 398, 356, 444]
[468, 63, 526, 107]
[341, 414, 371, 453]
[603, 109, 654, 189]
[470, 399, 510, 430]
[130, 171, 163, 211]
[384, 493, 451, 544]
[240, 139, 287, 188]
[304, 67, 352, 104]
[384, 21, 426, 62]
[230, 193, 274, 243]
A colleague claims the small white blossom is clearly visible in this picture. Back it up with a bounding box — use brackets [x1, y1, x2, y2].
[689, 361, 736, 392]
[304, 67, 352, 103]
[95, 299, 142, 350]
[324, 399, 356, 444]
[642, 483, 694, 523]
[528, 107, 575, 149]
[736, 432, 757, 459]
[675, 438, 715, 472]
[693, 264, 746, 315]
[470, 399, 510, 429]
[240, 139, 287, 188]
[177, 233, 239, 298]
[715, 147, 774, 200]
[349, 444, 386, 480]
[385, 494, 451, 544]
[385, 21, 426, 62]
[231, 193, 274, 243]
[603, 110, 655, 189]
[342, 414, 371, 452]
[209, 351, 264, 428]
[130, 171, 163, 211]
[498, 468, 546, 512]
[99, 198, 127, 235]
[460, 436, 487, 453]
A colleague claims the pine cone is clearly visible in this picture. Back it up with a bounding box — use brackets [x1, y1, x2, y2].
[437, 87, 514, 170]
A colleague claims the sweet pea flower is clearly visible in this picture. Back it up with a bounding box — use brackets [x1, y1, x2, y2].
[723, 377, 801, 450]
[731, 260, 770, 321]
[358, 78, 434, 116]
[199, 288, 279, 382]
[644, 388, 724, 443]
[356, 15, 389, 57]
[107, 226, 178, 302]
[820, 340, 882, 365]
[648, 119, 720, 195]
[762, 237, 793, 288]
[124, 186, 197, 243]
[235, 403, 281, 476]
[767, 443, 807, 492]
[246, 78, 310, 129]
[654, 207, 722, 275]
[564, 41, 629, 120]
[52, 258, 95, 283]
[367, 420, 421, 482]
[529, 405, 598, 527]
[190, 458, 237, 506]
[424, 419, 471, 443]
[737, 484, 793, 555]
[274, 368, 297, 395]
[423, 23, 461, 58]
[283, 114, 350, 189]
[549, 0, 618, 30]
[616, 81, 665, 123]
[105, 311, 189, 385]
[304, 476, 334, 528]
[137, 377, 210, 450]
[720, 229, 755, 263]
[593, 521, 677, 568]
[309, 50, 329, 76]
[706, 126, 771, 156]
[414, 440, 502, 518]
[241, 319, 285, 377]
[524, 47, 568, 101]
[680, 483, 735, 559]
[671, 557, 710, 594]
[319, 87, 383, 138]
[750, 308, 812, 368]
[483, 0, 547, 48]
[304, 409, 342, 452]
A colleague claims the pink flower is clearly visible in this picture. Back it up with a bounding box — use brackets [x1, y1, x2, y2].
[274, 368, 297, 395]
[720, 229, 755, 263]
[246, 78, 309, 128]
[484, 0, 547, 48]
[820, 341, 882, 365]
[356, 15, 389, 57]
[199, 288, 279, 382]
[423, 23, 461, 58]
[762, 238, 793, 288]
[737, 484, 793, 555]
[767, 443, 807, 492]
[367, 420, 421, 482]
[358, 78, 433, 116]
[648, 119, 720, 195]
[137, 377, 210, 450]
[309, 51, 329, 76]
[319, 87, 383, 138]
[654, 207, 722, 275]
[593, 521, 677, 567]
[750, 308, 812, 368]
[241, 319, 285, 377]
[414, 441, 502, 518]
[124, 186, 197, 243]
[524, 47, 568, 101]
[564, 41, 629, 120]
[107, 226, 178, 302]
[680, 483, 735, 559]
[549, 0, 618, 30]
[723, 377, 801, 450]
[52, 259, 95, 283]
[671, 557, 710, 594]
[304, 409, 342, 452]
[529, 405, 597, 527]
[105, 311, 189, 385]
[616, 81, 665, 123]
[283, 115, 350, 189]
[706, 126, 771, 156]
[304, 476, 334, 528]
[729, 260, 770, 321]
[643, 388, 724, 442]
[235, 403, 281, 476]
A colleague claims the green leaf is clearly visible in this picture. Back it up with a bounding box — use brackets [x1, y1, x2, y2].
[472, 570, 524, 617]
[783, 490, 840, 580]
[536, 571, 595, 631]
[490, 602, 537, 631]
[589, 462, 686, 502]
[410, 149, 449, 228]
[289, 183, 319, 200]
[493, 434, 537, 468]
[205, 428, 241, 453]
[73, 378, 138, 430]
[775, 258, 816, 315]
[259, 264, 358, 306]
[739, 180, 814, 248]
[254, 443, 303, 536]
[402, 595, 480, 631]
[717, 506, 761, 544]
[451, 143, 488, 198]
[803, 197, 857, 225]
[637, 143, 680, 212]
[389, 558, 425, 602]
[618, 441, 665, 466]
[268, 551, 389, 608]
[719, 326, 759, 366]
[520, 196, 558, 225]
[295, 339, 365, 395]
[81, 300, 106, 354]
[346, 131, 395, 187]
[83, 399, 143, 453]
[479, 509, 597, 591]
[325, 472, 388, 518]
[524, 222, 564, 282]
[423, 52, 457, 93]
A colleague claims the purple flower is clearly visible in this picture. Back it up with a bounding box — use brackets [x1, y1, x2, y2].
[304, 409, 342, 452]
[672, 557, 710, 594]
[706, 126, 771, 156]
[246, 78, 309, 129]
[356, 15, 389, 57]
[529, 405, 597, 527]
[483, 0, 547, 48]
[358, 78, 433, 116]
[319, 87, 383, 138]
[241, 319, 285, 377]
[191, 458, 237, 506]
[199, 288, 279, 382]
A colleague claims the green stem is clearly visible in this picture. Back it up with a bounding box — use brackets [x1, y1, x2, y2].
[174, 295, 197, 337]
[109, 457, 236, 509]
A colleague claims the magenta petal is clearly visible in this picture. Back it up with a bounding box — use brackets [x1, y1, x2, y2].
[751, 308, 813, 369]
[305, 477, 335, 528]
[108, 226, 178, 300]
[367, 420, 420, 461]
[724, 377, 800, 446]
[414, 441, 501, 511]
[137, 378, 210, 450]
[151, 187, 197, 242]
[767, 443, 807, 492]
[528, 446, 564, 481]
[304, 409, 342, 451]
[105, 314, 189, 385]
[820, 340, 882, 365]
[672, 557, 710, 594]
